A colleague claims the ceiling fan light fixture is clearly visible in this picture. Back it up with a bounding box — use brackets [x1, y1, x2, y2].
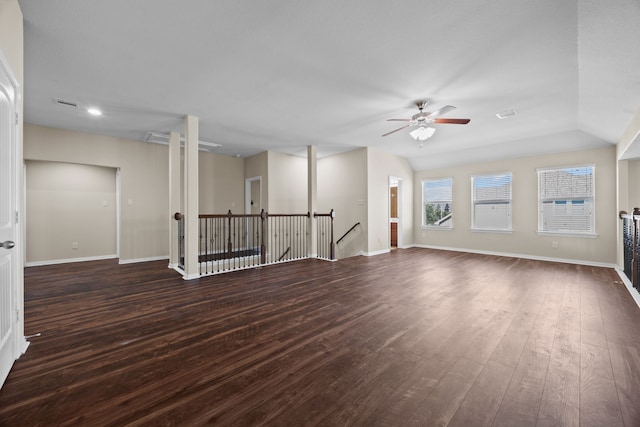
[409, 126, 436, 141]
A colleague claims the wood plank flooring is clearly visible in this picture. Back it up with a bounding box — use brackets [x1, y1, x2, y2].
[1, 248, 639, 426]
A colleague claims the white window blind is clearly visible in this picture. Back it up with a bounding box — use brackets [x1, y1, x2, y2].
[472, 173, 512, 231]
[422, 178, 453, 228]
[538, 165, 595, 234]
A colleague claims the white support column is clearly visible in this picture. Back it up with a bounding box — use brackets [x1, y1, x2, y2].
[168, 131, 181, 269]
[184, 115, 199, 279]
[307, 145, 318, 258]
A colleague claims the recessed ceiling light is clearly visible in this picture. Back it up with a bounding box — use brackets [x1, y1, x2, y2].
[87, 108, 102, 116]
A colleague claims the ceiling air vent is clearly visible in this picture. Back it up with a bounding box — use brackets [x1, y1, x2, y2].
[53, 98, 79, 109]
[143, 131, 222, 151]
[496, 109, 518, 119]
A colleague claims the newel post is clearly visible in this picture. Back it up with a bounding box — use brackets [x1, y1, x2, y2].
[260, 209, 267, 264]
[183, 115, 199, 280]
[227, 209, 233, 258]
[330, 209, 336, 260]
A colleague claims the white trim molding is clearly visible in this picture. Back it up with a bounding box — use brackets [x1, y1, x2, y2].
[614, 269, 640, 310]
[183, 273, 201, 281]
[411, 244, 616, 269]
[26, 254, 118, 267]
[119, 255, 169, 265]
[361, 249, 391, 257]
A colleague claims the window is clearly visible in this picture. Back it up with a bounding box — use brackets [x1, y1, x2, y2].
[538, 165, 595, 235]
[472, 172, 512, 231]
[422, 178, 453, 228]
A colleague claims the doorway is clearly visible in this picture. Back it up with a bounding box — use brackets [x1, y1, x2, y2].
[25, 161, 118, 265]
[245, 176, 262, 215]
[389, 176, 402, 248]
[245, 176, 262, 250]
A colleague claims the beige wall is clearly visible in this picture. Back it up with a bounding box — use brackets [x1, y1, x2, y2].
[268, 151, 307, 213]
[414, 146, 617, 265]
[26, 161, 117, 263]
[24, 124, 249, 262]
[199, 151, 244, 214]
[318, 148, 368, 258]
[626, 160, 640, 210]
[24, 124, 169, 262]
[367, 147, 414, 253]
[617, 159, 629, 267]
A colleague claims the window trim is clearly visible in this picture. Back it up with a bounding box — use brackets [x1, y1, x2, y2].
[421, 177, 454, 229]
[470, 171, 513, 232]
[537, 164, 596, 237]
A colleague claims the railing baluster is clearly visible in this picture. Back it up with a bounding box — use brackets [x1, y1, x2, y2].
[175, 209, 335, 276]
[621, 210, 639, 289]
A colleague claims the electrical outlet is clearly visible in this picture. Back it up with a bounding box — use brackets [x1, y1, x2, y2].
[551, 241, 558, 248]
[72, 242, 78, 249]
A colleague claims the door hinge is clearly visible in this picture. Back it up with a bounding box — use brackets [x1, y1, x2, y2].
[16, 308, 19, 322]
[15, 112, 18, 125]
[15, 211, 19, 224]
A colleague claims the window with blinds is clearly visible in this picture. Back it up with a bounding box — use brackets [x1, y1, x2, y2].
[471, 172, 512, 231]
[538, 165, 595, 234]
[422, 178, 453, 228]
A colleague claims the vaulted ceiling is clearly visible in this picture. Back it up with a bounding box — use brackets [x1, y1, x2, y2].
[18, 0, 640, 170]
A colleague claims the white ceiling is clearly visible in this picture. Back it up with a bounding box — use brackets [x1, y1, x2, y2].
[17, 0, 640, 170]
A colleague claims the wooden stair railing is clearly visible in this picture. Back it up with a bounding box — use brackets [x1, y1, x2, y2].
[175, 209, 336, 275]
[314, 210, 335, 260]
[277, 247, 291, 262]
[336, 222, 361, 245]
[620, 209, 640, 290]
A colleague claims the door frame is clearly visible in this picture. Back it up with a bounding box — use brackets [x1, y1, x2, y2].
[389, 176, 402, 248]
[0, 49, 27, 389]
[245, 176, 262, 214]
[116, 168, 121, 258]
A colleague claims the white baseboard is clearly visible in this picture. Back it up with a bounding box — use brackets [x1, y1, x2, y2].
[614, 269, 640, 310]
[26, 254, 118, 267]
[20, 338, 30, 355]
[361, 249, 391, 257]
[183, 272, 201, 281]
[411, 244, 618, 269]
[119, 255, 169, 265]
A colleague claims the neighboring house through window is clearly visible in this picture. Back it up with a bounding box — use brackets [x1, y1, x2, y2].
[422, 178, 453, 228]
[538, 165, 595, 235]
[471, 172, 512, 231]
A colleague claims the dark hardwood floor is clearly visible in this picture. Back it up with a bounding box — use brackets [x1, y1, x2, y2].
[1, 248, 640, 426]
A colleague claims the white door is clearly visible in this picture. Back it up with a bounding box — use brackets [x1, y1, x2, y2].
[0, 51, 21, 388]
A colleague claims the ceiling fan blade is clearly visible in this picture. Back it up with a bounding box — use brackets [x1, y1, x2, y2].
[426, 105, 456, 119]
[433, 118, 470, 124]
[382, 124, 412, 137]
[386, 118, 411, 122]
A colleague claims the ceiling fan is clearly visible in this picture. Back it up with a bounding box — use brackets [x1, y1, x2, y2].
[382, 101, 470, 138]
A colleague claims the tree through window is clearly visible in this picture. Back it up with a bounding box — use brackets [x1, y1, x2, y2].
[422, 178, 453, 228]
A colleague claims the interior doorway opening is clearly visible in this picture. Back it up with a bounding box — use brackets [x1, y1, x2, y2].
[389, 176, 401, 249]
[245, 176, 262, 215]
